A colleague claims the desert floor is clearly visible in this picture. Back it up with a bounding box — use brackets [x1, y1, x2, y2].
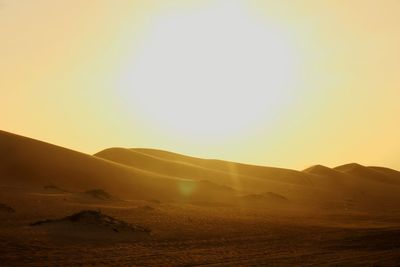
[1, 184, 400, 267]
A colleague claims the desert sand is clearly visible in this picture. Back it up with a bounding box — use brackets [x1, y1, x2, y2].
[1, 129, 400, 266]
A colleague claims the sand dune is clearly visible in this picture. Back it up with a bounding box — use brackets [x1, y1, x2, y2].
[96, 147, 327, 205]
[95, 147, 310, 196]
[95, 147, 400, 211]
[0, 130, 237, 204]
[1, 130, 400, 266]
[132, 148, 313, 186]
[370, 166, 400, 181]
[303, 164, 341, 176]
[334, 163, 400, 185]
[95, 147, 252, 188]
[2, 129, 400, 209]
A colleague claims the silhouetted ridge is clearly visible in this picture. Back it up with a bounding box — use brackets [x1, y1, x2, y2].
[334, 163, 381, 178]
[334, 163, 365, 173]
[334, 163, 400, 185]
[303, 165, 339, 176]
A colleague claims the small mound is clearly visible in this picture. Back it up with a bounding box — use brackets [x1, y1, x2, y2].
[138, 205, 154, 211]
[44, 184, 69, 192]
[84, 189, 113, 200]
[148, 199, 161, 204]
[242, 192, 288, 202]
[0, 203, 15, 213]
[31, 210, 150, 234]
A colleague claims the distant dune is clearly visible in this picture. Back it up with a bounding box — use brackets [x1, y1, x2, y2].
[334, 163, 400, 185]
[2, 129, 400, 209]
[95, 147, 316, 201]
[131, 148, 313, 185]
[303, 164, 340, 176]
[94, 146, 400, 211]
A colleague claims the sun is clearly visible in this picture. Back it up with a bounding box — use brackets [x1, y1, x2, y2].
[117, 0, 303, 143]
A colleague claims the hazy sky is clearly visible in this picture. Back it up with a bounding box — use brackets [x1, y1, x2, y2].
[1, 0, 400, 170]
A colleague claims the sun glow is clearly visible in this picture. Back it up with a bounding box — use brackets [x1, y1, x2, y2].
[118, 0, 303, 143]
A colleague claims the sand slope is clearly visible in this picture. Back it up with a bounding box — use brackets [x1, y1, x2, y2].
[95, 147, 400, 211]
[0, 130, 236, 204]
[1, 130, 400, 266]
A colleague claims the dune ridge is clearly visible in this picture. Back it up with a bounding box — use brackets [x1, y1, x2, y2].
[2, 129, 400, 209]
[0, 130, 236, 204]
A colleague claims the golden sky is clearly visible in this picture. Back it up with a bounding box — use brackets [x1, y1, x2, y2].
[1, 0, 400, 170]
